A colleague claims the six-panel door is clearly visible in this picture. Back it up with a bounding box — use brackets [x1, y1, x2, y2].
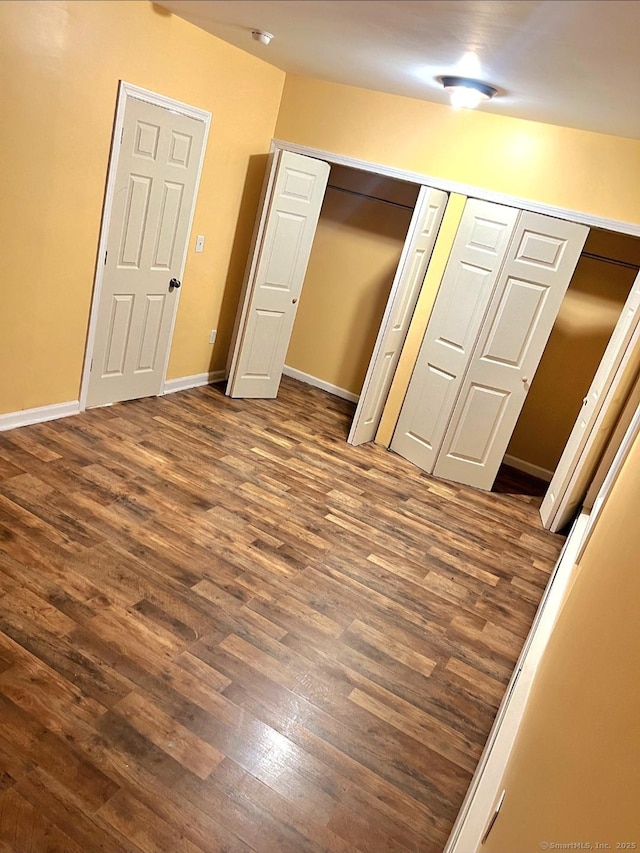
[434, 212, 589, 490]
[390, 199, 519, 472]
[227, 151, 330, 398]
[87, 96, 206, 408]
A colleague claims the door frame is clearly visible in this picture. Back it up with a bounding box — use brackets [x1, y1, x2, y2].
[272, 139, 640, 238]
[79, 81, 211, 411]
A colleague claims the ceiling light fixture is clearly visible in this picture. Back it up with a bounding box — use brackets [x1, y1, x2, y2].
[440, 76, 497, 109]
[251, 30, 273, 46]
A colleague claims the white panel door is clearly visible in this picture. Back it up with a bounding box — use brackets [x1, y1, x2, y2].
[540, 269, 640, 531]
[348, 186, 448, 446]
[87, 96, 207, 408]
[227, 151, 330, 398]
[390, 199, 519, 472]
[434, 213, 588, 490]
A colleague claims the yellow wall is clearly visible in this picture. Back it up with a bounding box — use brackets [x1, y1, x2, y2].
[285, 168, 416, 395]
[0, 0, 284, 414]
[507, 235, 639, 472]
[483, 431, 640, 850]
[275, 76, 640, 225]
[5, 9, 640, 421]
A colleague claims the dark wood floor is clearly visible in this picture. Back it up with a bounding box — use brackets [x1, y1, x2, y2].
[0, 377, 564, 853]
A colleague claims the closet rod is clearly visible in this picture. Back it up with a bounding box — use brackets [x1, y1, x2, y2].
[581, 251, 639, 271]
[327, 183, 414, 211]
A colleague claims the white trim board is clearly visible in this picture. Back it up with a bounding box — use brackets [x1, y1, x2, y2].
[503, 454, 554, 483]
[0, 372, 225, 435]
[163, 370, 225, 394]
[283, 366, 359, 403]
[0, 401, 80, 433]
[444, 509, 590, 852]
[272, 139, 640, 238]
[79, 81, 212, 412]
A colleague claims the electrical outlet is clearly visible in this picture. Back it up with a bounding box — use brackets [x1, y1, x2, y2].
[209, 330, 217, 345]
[195, 235, 205, 253]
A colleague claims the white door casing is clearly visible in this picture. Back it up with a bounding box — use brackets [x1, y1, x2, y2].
[226, 151, 330, 398]
[540, 269, 640, 531]
[434, 213, 589, 490]
[390, 199, 519, 472]
[348, 186, 448, 446]
[85, 85, 209, 409]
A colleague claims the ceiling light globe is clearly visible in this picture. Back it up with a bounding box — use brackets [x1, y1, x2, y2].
[450, 87, 484, 109]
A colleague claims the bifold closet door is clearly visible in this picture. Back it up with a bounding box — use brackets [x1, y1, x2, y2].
[227, 151, 330, 398]
[348, 186, 448, 446]
[540, 269, 640, 531]
[434, 212, 588, 490]
[390, 199, 519, 472]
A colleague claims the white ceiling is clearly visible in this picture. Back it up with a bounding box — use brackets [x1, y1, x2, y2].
[155, 0, 640, 140]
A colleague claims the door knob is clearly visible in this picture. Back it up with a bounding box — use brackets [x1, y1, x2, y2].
[292, 298, 298, 304]
[522, 376, 529, 385]
[169, 278, 181, 290]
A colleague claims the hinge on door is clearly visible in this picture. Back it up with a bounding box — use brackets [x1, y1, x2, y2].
[90, 358, 93, 372]
[481, 789, 506, 845]
[120, 127, 124, 144]
[104, 250, 108, 265]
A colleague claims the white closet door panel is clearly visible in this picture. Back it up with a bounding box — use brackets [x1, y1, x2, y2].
[541, 269, 640, 530]
[348, 186, 448, 445]
[435, 212, 588, 490]
[227, 151, 330, 398]
[391, 199, 519, 472]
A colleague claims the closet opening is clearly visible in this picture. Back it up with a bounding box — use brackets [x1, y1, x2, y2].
[226, 144, 639, 536]
[282, 164, 420, 426]
[497, 227, 640, 524]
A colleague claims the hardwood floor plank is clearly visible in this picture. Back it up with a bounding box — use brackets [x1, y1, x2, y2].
[0, 377, 564, 851]
[98, 787, 207, 853]
[112, 691, 224, 780]
[0, 787, 85, 853]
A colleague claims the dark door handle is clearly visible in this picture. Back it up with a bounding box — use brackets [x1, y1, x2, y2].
[169, 278, 181, 290]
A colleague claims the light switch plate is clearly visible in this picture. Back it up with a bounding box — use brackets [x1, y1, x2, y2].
[195, 235, 205, 253]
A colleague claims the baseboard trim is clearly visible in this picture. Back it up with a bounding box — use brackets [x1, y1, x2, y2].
[163, 370, 226, 395]
[283, 366, 359, 403]
[0, 400, 80, 433]
[503, 454, 554, 483]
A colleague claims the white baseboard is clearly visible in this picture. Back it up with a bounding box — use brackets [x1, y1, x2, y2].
[283, 365, 359, 403]
[163, 370, 226, 395]
[503, 454, 554, 483]
[0, 400, 80, 433]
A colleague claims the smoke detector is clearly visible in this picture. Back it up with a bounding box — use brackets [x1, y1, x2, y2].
[251, 30, 274, 46]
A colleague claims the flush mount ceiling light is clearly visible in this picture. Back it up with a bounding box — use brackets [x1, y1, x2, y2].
[440, 76, 497, 109]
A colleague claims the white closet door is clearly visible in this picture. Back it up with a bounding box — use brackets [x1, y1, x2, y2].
[227, 151, 330, 398]
[540, 269, 640, 531]
[348, 186, 448, 446]
[434, 213, 588, 490]
[390, 199, 519, 472]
